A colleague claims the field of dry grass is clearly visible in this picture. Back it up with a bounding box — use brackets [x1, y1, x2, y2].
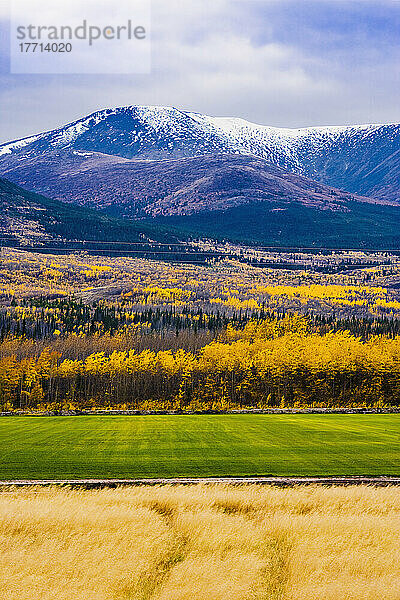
[0, 485, 399, 600]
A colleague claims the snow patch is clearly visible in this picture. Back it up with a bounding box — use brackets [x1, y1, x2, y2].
[0, 105, 398, 170]
[0, 134, 42, 157]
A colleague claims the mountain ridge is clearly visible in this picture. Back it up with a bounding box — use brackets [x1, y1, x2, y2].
[1, 105, 400, 204]
[1, 104, 396, 158]
[2, 105, 400, 250]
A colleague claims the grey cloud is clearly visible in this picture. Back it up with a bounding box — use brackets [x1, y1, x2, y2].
[0, 0, 399, 143]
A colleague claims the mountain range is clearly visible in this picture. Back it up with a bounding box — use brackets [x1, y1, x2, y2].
[1, 105, 400, 248]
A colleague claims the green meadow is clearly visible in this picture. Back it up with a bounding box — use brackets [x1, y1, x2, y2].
[0, 414, 399, 480]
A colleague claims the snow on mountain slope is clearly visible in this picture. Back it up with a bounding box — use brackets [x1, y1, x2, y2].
[1, 105, 400, 203]
[0, 105, 388, 164]
[188, 111, 400, 195]
[0, 106, 231, 160]
[188, 112, 349, 170]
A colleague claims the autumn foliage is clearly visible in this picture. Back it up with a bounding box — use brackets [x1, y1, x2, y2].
[2, 249, 400, 412]
[1, 315, 399, 412]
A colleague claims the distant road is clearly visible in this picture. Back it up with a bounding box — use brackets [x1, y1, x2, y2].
[1, 477, 400, 488]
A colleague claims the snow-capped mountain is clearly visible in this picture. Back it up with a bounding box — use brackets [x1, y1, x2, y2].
[190, 114, 400, 203]
[0, 106, 232, 162]
[1, 105, 400, 204]
[2, 105, 400, 248]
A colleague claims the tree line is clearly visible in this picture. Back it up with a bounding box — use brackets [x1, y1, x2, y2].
[1, 315, 400, 412]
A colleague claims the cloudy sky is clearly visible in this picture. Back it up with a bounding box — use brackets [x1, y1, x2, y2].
[0, 0, 400, 143]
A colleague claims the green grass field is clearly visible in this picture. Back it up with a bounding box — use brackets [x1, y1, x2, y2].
[0, 414, 399, 480]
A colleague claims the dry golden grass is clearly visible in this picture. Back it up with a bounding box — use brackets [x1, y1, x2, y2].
[0, 485, 399, 599]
